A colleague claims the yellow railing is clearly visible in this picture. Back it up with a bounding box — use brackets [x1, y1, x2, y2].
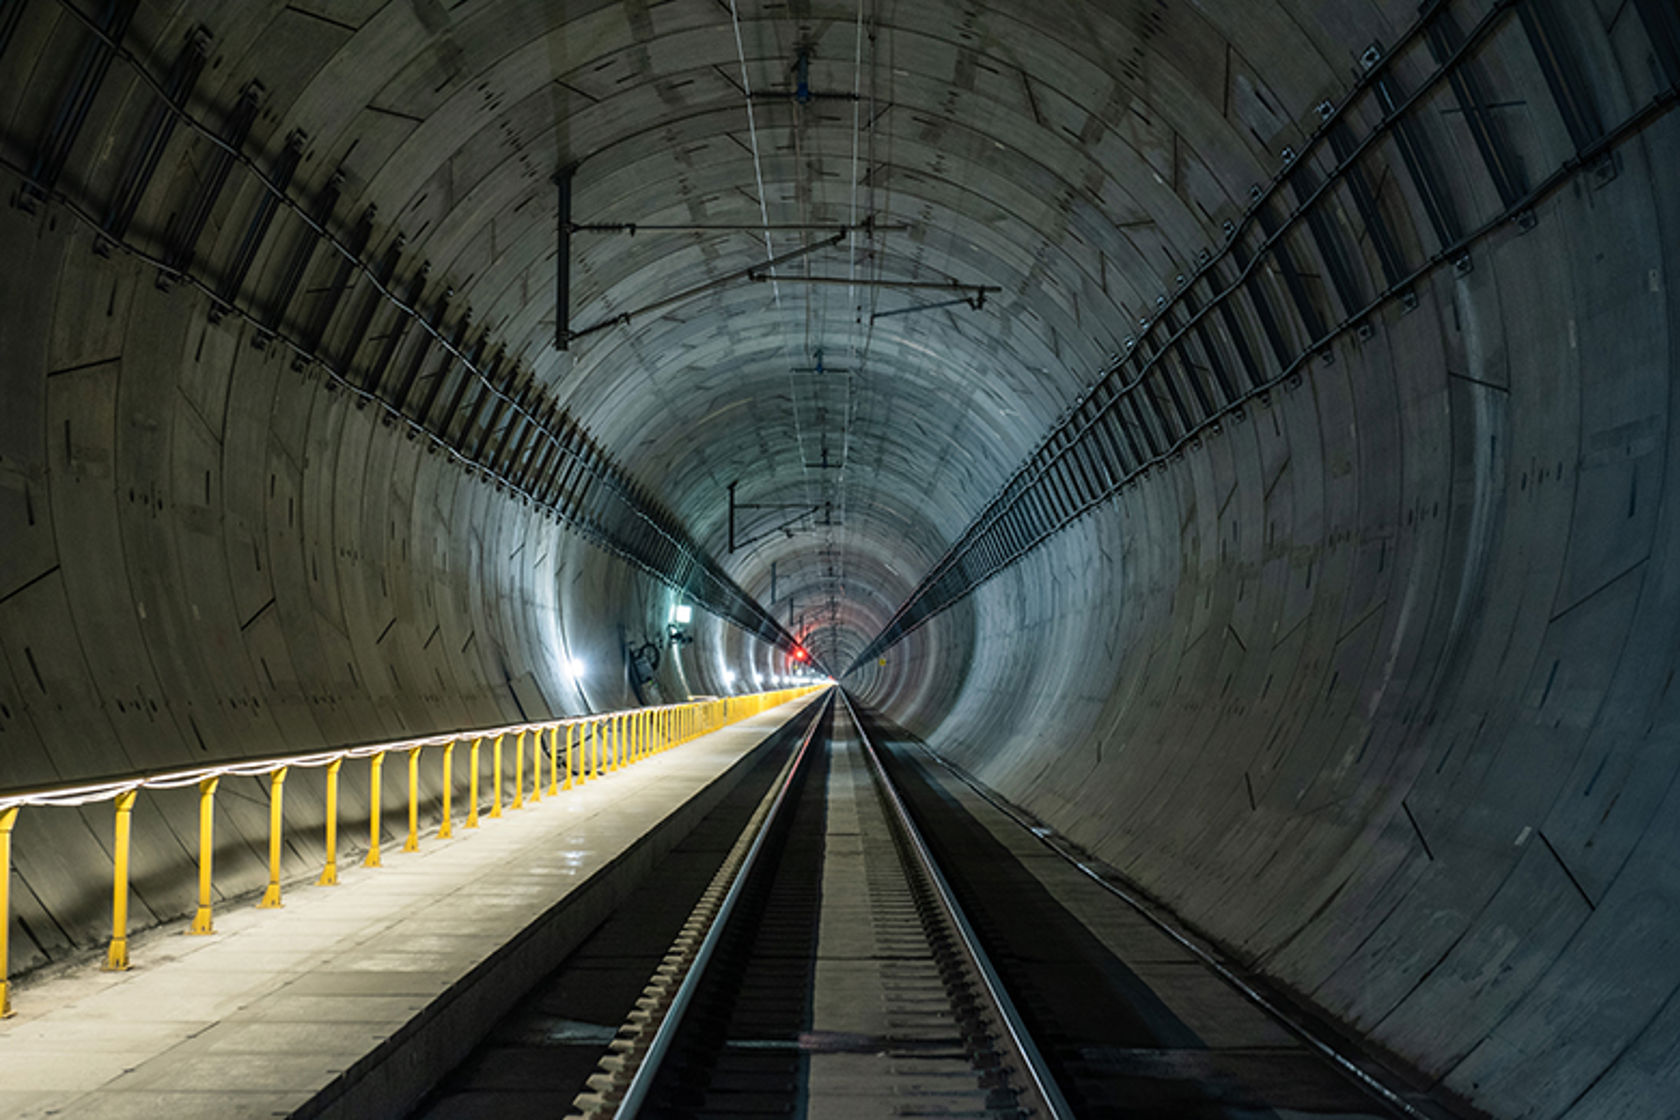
[0, 686, 823, 1017]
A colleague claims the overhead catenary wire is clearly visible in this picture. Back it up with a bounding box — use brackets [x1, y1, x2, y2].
[728, 0, 823, 521]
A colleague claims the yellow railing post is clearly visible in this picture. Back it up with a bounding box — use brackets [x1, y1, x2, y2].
[491, 734, 505, 819]
[591, 720, 601, 778]
[320, 759, 342, 885]
[466, 737, 482, 829]
[512, 730, 526, 810]
[104, 789, 138, 970]
[527, 731, 537, 801]
[548, 726, 560, 797]
[259, 767, 288, 908]
[565, 723, 575, 789]
[188, 777, 219, 935]
[530, 730, 542, 802]
[439, 741, 455, 839]
[0, 806, 18, 1017]
[364, 752, 385, 868]
[403, 747, 422, 853]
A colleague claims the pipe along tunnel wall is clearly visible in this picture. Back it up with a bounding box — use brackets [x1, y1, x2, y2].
[1, 2, 1678, 1117]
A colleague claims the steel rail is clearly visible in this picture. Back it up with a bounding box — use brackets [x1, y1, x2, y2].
[614, 689, 835, 1118]
[899, 731, 1433, 1120]
[0, 161, 794, 650]
[886, 0, 1520, 579]
[851, 65, 1679, 670]
[839, 689, 1075, 1120]
[38, 0, 800, 654]
[849, 0, 1528, 670]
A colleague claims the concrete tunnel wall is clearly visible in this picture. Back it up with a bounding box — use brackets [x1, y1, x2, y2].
[0, 2, 1676, 1118]
[0, 198, 762, 971]
[854, 19, 1680, 1120]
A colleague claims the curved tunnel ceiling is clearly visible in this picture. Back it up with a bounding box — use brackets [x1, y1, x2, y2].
[198, 0, 1278, 667]
[3, 1, 1679, 1117]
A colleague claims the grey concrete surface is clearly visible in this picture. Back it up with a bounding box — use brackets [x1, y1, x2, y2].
[0, 695, 822, 1120]
[0, 2, 1675, 1117]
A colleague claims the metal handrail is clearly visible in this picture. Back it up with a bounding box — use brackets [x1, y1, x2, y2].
[0, 686, 823, 1017]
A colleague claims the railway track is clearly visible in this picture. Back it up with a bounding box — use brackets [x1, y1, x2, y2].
[567, 690, 1070, 1118]
[414, 692, 1458, 1119]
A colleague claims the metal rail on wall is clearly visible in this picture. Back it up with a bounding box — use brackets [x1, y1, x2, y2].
[0, 687, 822, 1018]
[848, 0, 1680, 673]
[0, 0, 802, 660]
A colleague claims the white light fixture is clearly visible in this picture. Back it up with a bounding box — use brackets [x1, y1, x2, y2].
[567, 658, 586, 679]
[672, 604, 693, 625]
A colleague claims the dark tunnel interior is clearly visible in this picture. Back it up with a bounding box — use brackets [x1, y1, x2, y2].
[1, 1, 1678, 1116]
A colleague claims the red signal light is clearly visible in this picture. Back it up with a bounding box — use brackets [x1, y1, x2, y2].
[792, 647, 809, 662]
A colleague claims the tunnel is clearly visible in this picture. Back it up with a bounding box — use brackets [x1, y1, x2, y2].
[1, 0, 1678, 1116]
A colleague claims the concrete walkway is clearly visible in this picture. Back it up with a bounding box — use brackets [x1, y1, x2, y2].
[0, 693, 825, 1120]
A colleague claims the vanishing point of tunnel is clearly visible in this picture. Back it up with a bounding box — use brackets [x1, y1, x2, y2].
[1, 0, 1678, 1117]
